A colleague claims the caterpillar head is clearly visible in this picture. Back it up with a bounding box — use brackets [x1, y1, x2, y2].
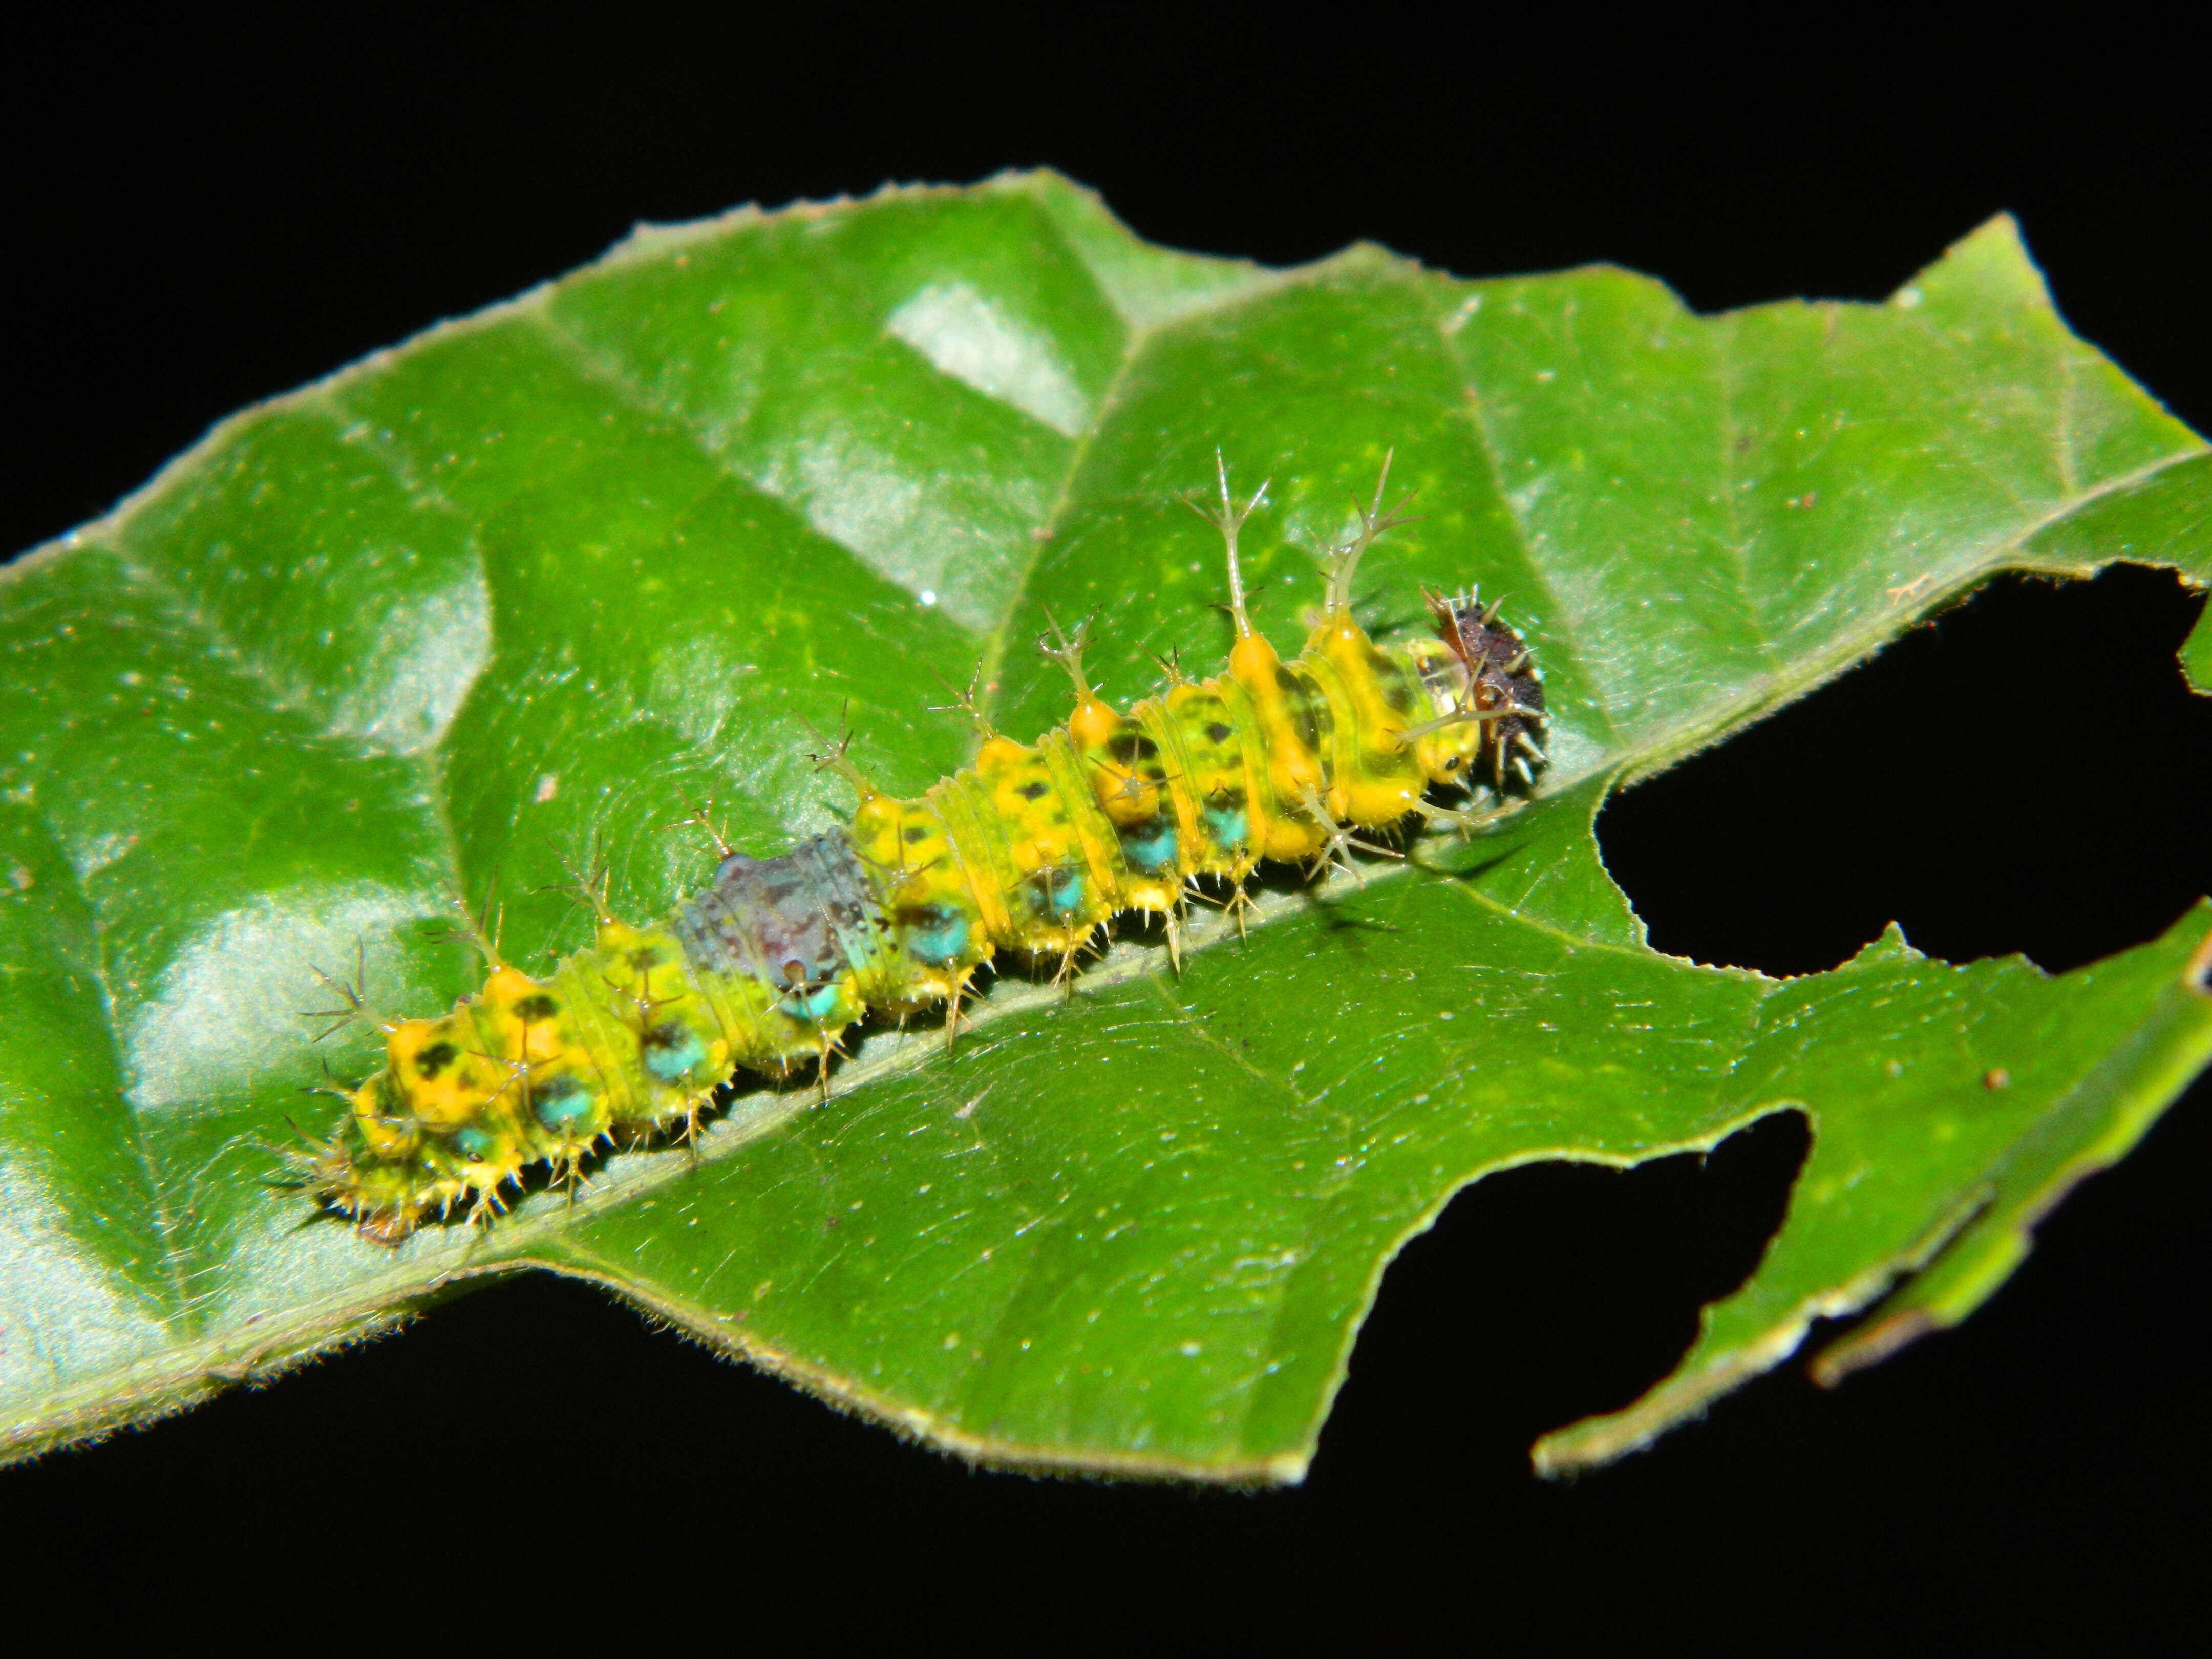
[1417, 589, 1549, 791]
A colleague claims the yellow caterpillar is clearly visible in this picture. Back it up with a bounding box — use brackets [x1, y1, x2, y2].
[310, 459, 1547, 1242]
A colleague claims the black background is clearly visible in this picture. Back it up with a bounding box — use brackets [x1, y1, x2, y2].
[3, 8, 2208, 1651]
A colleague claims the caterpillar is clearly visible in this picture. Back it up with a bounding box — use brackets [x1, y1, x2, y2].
[308, 458, 1548, 1243]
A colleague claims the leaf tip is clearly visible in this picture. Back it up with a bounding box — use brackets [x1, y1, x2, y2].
[1898, 211, 2054, 316]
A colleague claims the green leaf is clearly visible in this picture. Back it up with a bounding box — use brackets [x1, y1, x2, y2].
[3, 172, 2208, 1478]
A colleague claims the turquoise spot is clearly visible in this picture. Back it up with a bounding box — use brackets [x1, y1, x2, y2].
[779, 982, 842, 1024]
[1120, 820, 1177, 874]
[642, 1023, 708, 1085]
[448, 1124, 499, 1163]
[906, 906, 969, 965]
[1043, 867, 1086, 917]
[1204, 804, 1248, 850]
[532, 1077, 596, 1135]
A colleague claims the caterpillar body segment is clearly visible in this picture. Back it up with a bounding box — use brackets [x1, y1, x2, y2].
[312, 472, 1548, 1242]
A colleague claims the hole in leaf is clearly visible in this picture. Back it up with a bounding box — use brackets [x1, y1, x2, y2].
[1597, 564, 2212, 976]
[1317, 1109, 1811, 1483]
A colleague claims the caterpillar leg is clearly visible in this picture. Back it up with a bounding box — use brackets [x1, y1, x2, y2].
[1186, 875, 1258, 941]
[555, 1153, 594, 1210]
[1411, 795, 1527, 839]
[1294, 785, 1405, 886]
[1048, 925, 1110, 999]
[943, 970, 977, 1053]
[1136, 899, 1186, 972]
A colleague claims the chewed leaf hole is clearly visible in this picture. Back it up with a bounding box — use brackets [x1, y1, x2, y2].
[1598, 564, 2212, 977]
[1318, 1111, 1811, 1481]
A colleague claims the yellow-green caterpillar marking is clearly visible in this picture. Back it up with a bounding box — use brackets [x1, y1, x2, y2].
[310, 459, 1548, 1242]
